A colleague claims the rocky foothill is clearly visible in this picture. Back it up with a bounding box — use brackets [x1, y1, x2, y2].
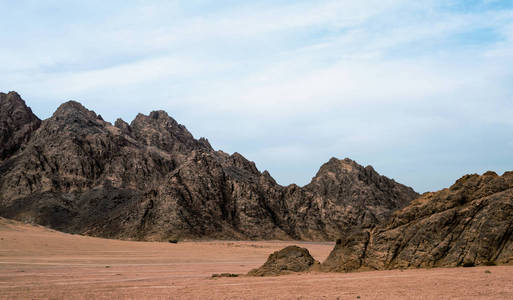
[322, 171, 513, 271]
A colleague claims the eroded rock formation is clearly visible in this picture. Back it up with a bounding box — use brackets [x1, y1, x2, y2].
[322, 171, 513, 271]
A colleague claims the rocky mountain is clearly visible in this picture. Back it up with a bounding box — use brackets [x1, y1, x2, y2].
[322, 171, 513, 271]
[0, 92, 41, 161]
[0, 91, 418, 241]
[275, 158, 418, 240]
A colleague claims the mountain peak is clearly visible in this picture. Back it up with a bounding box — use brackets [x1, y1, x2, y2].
[0, 91, 22, 103]
[307, 156, 418, 219]
[0, 91, 31, 113]
[0, 91, 41, 160]
[316, 157, 362, 177]
[149, 110, 173, 121]
[130, 110, 212, 153]
[53, 101, 98, 119]
[132, 110, 178, 126]
[114, 118, 132, 135]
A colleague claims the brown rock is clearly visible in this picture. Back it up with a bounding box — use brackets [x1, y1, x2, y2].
[248, 245, 318, 276]
[0, 91, 41, 161]
[322, 171, 513, 271]
[130, 110, 212, 153]
[284, 157, 418, 240]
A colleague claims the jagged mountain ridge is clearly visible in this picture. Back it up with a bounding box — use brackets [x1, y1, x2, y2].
[322, 171, 513, 271]
[0, 91, 418, 241]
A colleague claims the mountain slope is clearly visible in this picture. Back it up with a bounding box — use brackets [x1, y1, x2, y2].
[0, 92, 418, 241]
[322, 171, 513, 271]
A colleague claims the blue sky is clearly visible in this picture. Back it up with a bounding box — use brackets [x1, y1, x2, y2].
[1, 0, 513, 192]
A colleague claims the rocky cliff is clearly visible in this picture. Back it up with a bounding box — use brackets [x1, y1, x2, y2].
[0, 92, 418, 241]
[0, 92, 41, 161]
[322, 171, 513, 271]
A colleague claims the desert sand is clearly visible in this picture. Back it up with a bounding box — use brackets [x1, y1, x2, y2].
[1, 218, 512, 299]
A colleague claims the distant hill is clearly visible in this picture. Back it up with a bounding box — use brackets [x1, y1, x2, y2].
[0, 91, 417, 241]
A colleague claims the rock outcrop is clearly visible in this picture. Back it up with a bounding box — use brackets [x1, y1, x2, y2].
[0, 92, 418, 241]
[322, 171, 513, 271]
[0, 92, 41, 161]
[248, 245, 318, 276]
[285, 158, 418, 240]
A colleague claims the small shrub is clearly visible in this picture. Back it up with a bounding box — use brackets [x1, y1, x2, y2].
[212, 273, 239, 278]
[462, 262, 475, 268]
[483, 261, 496, 266]
[168, 239, 178, 244]
[484, 270, 491, 274]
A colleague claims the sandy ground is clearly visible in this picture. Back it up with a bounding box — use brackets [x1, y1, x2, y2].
[1, 218, 512, 299]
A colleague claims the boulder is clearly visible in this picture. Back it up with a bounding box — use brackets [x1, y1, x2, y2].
[248, 245, 318, 276]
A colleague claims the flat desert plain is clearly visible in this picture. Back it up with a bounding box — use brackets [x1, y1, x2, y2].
[1, 218, 512, 299]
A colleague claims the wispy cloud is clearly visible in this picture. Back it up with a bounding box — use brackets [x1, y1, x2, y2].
[1, 0, 512, 192]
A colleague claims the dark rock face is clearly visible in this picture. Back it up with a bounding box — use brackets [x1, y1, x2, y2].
[248, 245, 318, 276]
[130, 110, 212, 153]
[0, 92, 41, 161]
[286, 158, 418, 240]
[0, 92, 418, 241]
[322, 171, 513, 271]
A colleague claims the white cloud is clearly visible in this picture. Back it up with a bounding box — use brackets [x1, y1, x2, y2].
[1, 0, 513, 192]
